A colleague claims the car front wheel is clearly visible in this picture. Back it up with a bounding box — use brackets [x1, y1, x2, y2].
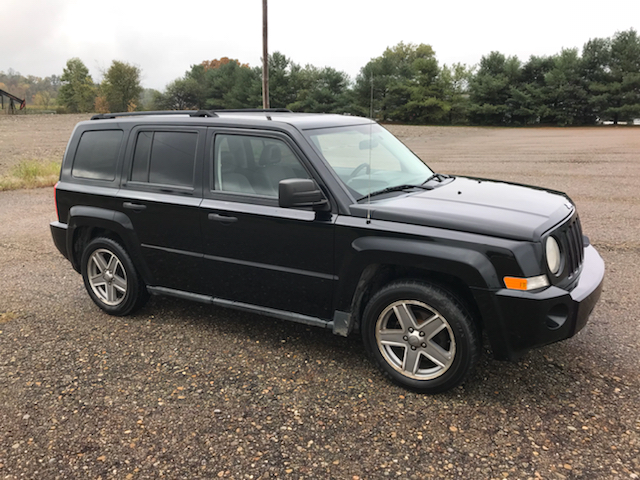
[81, 237, 148, 316]
[362, 281, 480, 393]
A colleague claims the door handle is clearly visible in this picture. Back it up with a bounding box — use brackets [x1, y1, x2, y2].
[123, 202, 147, 212]
[208, 213, 238, 224]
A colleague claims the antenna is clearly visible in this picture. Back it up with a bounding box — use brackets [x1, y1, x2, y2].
[366, 72, 373, 225]
[369, 73, 374, 119]
[262, 0, 270, 109]
[366, 122, 372, 225]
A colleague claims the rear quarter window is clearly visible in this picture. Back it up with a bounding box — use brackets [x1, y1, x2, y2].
[72, 130, 123, 181]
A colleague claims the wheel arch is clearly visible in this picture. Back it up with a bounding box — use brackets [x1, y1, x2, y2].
[67, 206, 152, 284]
[334, 237, 498, 336]
[347, 264, 485, 336]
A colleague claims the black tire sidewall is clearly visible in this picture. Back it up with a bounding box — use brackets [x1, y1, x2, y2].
[81, 237, 142, 316]
[362, 281, 479, 393]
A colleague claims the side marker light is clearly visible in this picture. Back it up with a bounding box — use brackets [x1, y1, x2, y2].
[504, 275, 549, 291]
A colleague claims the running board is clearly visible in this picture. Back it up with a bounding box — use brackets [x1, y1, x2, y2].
[147, 286, 334, 330]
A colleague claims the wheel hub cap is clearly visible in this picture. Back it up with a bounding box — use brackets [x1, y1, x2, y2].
[407, 331, 422, 347]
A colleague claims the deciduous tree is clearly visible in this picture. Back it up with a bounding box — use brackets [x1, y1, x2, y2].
[101, 61, 143, 113]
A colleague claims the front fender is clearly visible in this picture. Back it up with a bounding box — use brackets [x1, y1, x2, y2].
[333, 236, 500, 313]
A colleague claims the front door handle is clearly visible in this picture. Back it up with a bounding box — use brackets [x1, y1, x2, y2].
[208, 213, 238, 224]
[123, 202, 146, 212]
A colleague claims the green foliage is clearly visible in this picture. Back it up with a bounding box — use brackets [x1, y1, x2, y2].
[352, 42, 456, 124]
[147, 31, 639, 126]
[267, 52, 300, 108]
[437, 63, 472, 124]
[465, 30, 640, 126]
[514, 55, 555, 124]
[596, 29, 640, 123]
[10, 27, 636, 127]
[101, 61, 143, 112]
[58, 58, 95, 113]
[468, 52, 523, 125]
[153, 53, 350, 114]
[153, 59, 261, 111]
[285, 65, 351, 113]
[204, 61, 261, 110]
[154, 77, 204, 110]
[544, 49, 592, 125]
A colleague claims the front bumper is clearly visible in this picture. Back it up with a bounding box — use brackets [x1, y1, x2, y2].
[487, 245, 604, 360]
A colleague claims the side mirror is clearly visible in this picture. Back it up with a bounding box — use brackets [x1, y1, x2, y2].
[279, 178, 329, 211]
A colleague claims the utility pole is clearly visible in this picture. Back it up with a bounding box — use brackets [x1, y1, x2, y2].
[262, 0, 269, 109]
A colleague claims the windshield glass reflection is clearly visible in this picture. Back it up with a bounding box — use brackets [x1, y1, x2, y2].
[306, 124, 433, 198]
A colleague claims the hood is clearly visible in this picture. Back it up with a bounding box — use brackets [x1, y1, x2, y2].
[351, 177, 574, 241]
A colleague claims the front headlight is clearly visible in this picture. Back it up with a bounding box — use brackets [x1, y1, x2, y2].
[546, 236, 562, 275]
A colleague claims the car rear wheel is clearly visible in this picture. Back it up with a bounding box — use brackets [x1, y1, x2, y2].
[81, 237, 148, 316]
[362, 281, 480, 393]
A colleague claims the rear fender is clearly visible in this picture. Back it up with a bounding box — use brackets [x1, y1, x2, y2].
[67, 206, 152, 283]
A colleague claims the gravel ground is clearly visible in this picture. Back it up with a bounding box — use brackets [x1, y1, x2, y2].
[1, 120, 639, 479]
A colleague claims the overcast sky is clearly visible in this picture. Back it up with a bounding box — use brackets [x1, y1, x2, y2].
[2, 0, 639, 91]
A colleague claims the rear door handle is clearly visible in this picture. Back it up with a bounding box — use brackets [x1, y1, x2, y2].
[123, 202, 147, 212]
[208, 213, 238, 224]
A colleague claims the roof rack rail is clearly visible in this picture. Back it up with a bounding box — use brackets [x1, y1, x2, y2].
[91, 110, 219, 120]
[214, 108, 293, 113]
[90, 108, 293, 121]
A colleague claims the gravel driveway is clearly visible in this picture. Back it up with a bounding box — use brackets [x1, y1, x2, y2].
[1, 123, 639, 479]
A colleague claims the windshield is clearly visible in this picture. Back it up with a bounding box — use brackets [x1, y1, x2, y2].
[305, 124, 433, 199]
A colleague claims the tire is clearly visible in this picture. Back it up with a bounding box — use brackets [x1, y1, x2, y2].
[81, 237, 149, 316]
[362, 281, 480, 393]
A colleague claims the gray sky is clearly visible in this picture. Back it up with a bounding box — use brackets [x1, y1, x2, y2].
[2, 0, 639, 91]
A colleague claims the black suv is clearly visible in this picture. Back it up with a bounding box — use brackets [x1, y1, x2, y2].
[50, 110, 605, 393]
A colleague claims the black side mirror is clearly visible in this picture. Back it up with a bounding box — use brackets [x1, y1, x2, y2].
[279, 178, 329, 211]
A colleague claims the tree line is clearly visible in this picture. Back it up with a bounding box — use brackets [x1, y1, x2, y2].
[0, 69, 60, 110]
[56, 58, 145, 114]
[3, 28, 639, 125]
[1, 60, 150, 114]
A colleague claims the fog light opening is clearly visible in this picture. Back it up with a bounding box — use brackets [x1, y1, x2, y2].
[546, 304, 569, 330]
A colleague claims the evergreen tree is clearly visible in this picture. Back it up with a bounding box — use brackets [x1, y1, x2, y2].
[468, 52, 521, 125]
[58, 58, 95, 113]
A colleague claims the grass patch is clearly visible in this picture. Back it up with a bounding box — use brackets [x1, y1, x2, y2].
[0, 159, 60, 191]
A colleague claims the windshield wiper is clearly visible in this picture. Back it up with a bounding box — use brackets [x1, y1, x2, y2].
[422, 173, 449, 185]
[359, 184, 432, 201]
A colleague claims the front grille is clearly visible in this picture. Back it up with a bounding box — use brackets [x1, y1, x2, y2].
[557, 215, 584, 279]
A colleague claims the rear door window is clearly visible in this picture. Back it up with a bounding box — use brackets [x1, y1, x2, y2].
[130, 131, 198, 189]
